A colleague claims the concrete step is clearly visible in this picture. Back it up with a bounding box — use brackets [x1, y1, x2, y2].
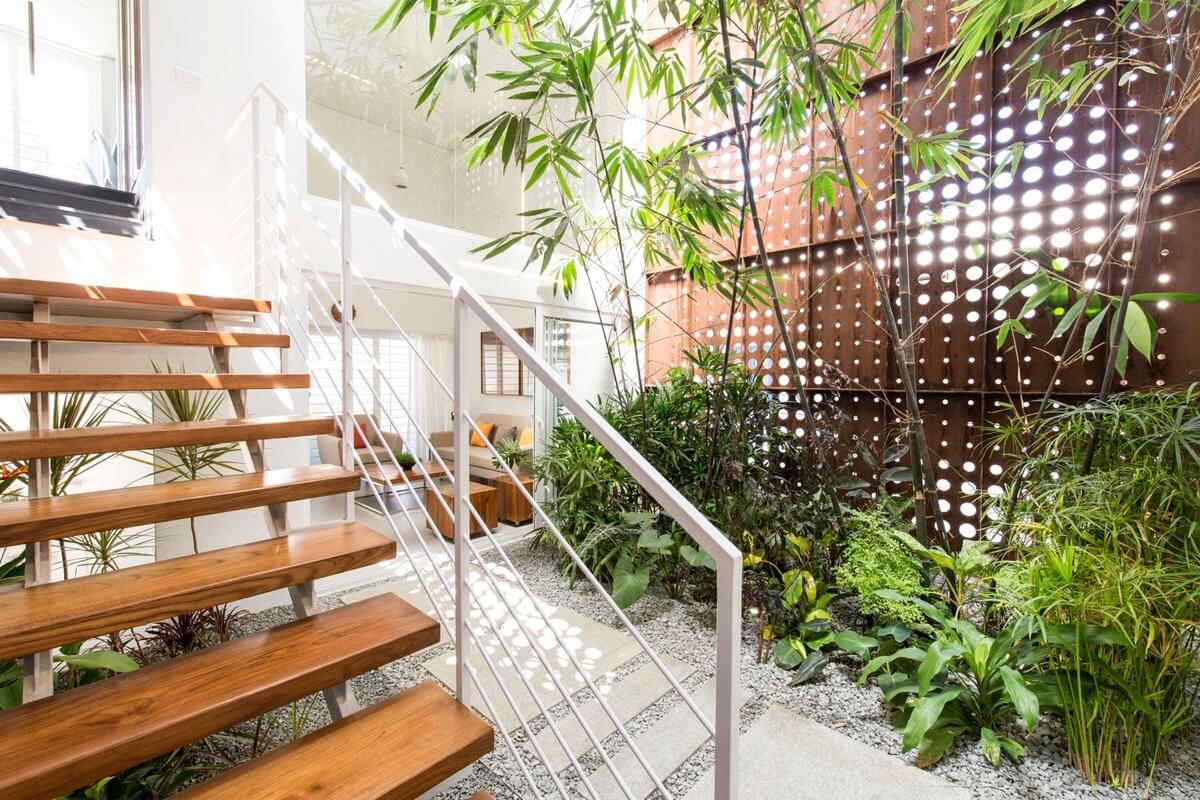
[581, 678, 718, 800]
[682, 705, 971, 800]
[529, 655, 696, 775]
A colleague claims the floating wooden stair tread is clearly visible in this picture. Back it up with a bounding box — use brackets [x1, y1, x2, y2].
[0, 277, 271, 321]
[0, 594, 439, 800]
[0, 372, 309, 393]
[178, 682, 493, 800]
[0, 321, 288, 348]
[0, 465, 358, 545]
[0, 522, 395, 662]
[0, 414, 335, 460]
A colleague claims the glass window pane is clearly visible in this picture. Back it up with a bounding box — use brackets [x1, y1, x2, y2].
[0, 0, 123, 186]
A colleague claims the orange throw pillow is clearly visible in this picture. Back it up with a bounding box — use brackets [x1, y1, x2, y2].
[352, 428, 369, 449]
[470, 422, 494, 448]
[518, 427, 534, 447]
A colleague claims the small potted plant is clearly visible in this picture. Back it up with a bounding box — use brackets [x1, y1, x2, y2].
[393, 450, 416, 470]
[492, 438, 530, 475]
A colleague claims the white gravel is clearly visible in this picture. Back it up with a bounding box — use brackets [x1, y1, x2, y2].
[227, 538, 1199, 800]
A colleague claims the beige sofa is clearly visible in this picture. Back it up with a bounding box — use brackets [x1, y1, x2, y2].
[430, 413, 533, 480]
[317, 413, 405, 468]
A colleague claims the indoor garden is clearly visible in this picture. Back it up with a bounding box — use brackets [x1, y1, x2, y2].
[372, 0, 1200, 795]
[1, 0, 1196, 797]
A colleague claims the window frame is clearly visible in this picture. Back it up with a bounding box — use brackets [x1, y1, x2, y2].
[0, 0, 147, 237]
[480, 327, 536, 397]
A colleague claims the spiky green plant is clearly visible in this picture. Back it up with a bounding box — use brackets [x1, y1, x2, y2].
[126, 362, 243, 554]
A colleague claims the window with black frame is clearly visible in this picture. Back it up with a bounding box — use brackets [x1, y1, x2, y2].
[0, 0, 145, 235]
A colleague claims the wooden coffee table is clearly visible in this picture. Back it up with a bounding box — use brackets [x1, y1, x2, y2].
[360, 460, 446, 487]
[426, 480, 498, 539]
[481, 472, 535, 525]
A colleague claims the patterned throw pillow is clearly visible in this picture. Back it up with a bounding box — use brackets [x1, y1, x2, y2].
[491, 425, 518, 445]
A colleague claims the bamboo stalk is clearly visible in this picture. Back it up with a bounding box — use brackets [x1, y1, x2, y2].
[889, 0, 931, 544]
[788, 0, 950, 547]
[716, 0, 847, 539]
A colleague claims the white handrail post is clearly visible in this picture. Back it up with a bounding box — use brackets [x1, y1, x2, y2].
[272, 104, 288, 328]
[250, 93, 263, 300]
[338, 175, 354, 520]
[452, 289, 470, 706]
[715, 557, 742, 800]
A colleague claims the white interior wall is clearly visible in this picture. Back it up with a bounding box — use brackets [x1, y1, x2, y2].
[0, 1, 309, 610]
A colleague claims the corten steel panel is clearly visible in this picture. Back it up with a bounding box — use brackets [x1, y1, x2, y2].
[906, 0, 956, 60]
[1115, 6, 1200, 183]
[1121, 185, 1200, 388]
[646, 270, 694, 382]
[902, 57, 994, 390]
[808, 237, 894, 391]
[743, 248, 812, 391]
[992, 7, 1119, 214]
[786, 389, 896, 490]
[755, 135, 816, 253]
[811, 82, 893, 243]
[917, 391, 988, 546]
[983, 198, 1114, 395]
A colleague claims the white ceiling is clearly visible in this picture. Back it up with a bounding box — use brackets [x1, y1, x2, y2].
[305, 0, 518, 149]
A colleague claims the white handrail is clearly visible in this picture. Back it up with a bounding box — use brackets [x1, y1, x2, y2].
[245, 81, 742, 800]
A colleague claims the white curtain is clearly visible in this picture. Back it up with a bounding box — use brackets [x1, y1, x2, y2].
[410, 333, 454, 459]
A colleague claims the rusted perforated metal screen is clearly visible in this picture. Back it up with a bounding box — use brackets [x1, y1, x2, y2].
[643, 1, 1200, 545]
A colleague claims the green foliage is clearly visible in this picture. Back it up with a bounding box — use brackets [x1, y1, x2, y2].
[535, 349, 846, 609]
[859, 593, 1053, 767]
[835, 503, 927, 628]
[490, 438, 528, 472]
[65, 751, 196, 800]
[126, 362, 243, 554]
[994, 385, 1200, 785]
[994, 266, 1200, 376]
[393, 450, 417, 469]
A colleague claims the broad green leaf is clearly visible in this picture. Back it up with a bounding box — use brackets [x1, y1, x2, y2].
[998, 666, 1040, 731]
[999, 736, 1026, 763]
[875, 621, 911, 643]
[53, 650, 139, 674]
[774, 637, 806, 669]
[679, 544, 717, 570]
[832, 630, 879, 659]
[917, 724, 964, 766]
[1121, 301, 1153, 362]
[612, 555, 650, 609]
[917, 640, 963, 695]
[790, 651, 832, 685]
[902, 688, 964, 751]
[1130, 291, 1200, 304]
[980, 726, 1003, 767]
[859, 646, 927, 684]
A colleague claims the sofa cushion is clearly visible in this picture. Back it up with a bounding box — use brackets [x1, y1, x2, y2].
[469, 422, 493, 448]
[492, 424, 518, 445]
[434, 445, 501, 472]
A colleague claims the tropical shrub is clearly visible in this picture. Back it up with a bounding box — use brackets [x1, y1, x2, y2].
[995, 384, 1200, 785]
[860, 591, 1049, 768]
[535, 350, 847, 609]
[835, 502, 927, 628]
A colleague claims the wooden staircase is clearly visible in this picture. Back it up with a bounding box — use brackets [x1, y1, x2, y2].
[0, 278, 492, 799]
